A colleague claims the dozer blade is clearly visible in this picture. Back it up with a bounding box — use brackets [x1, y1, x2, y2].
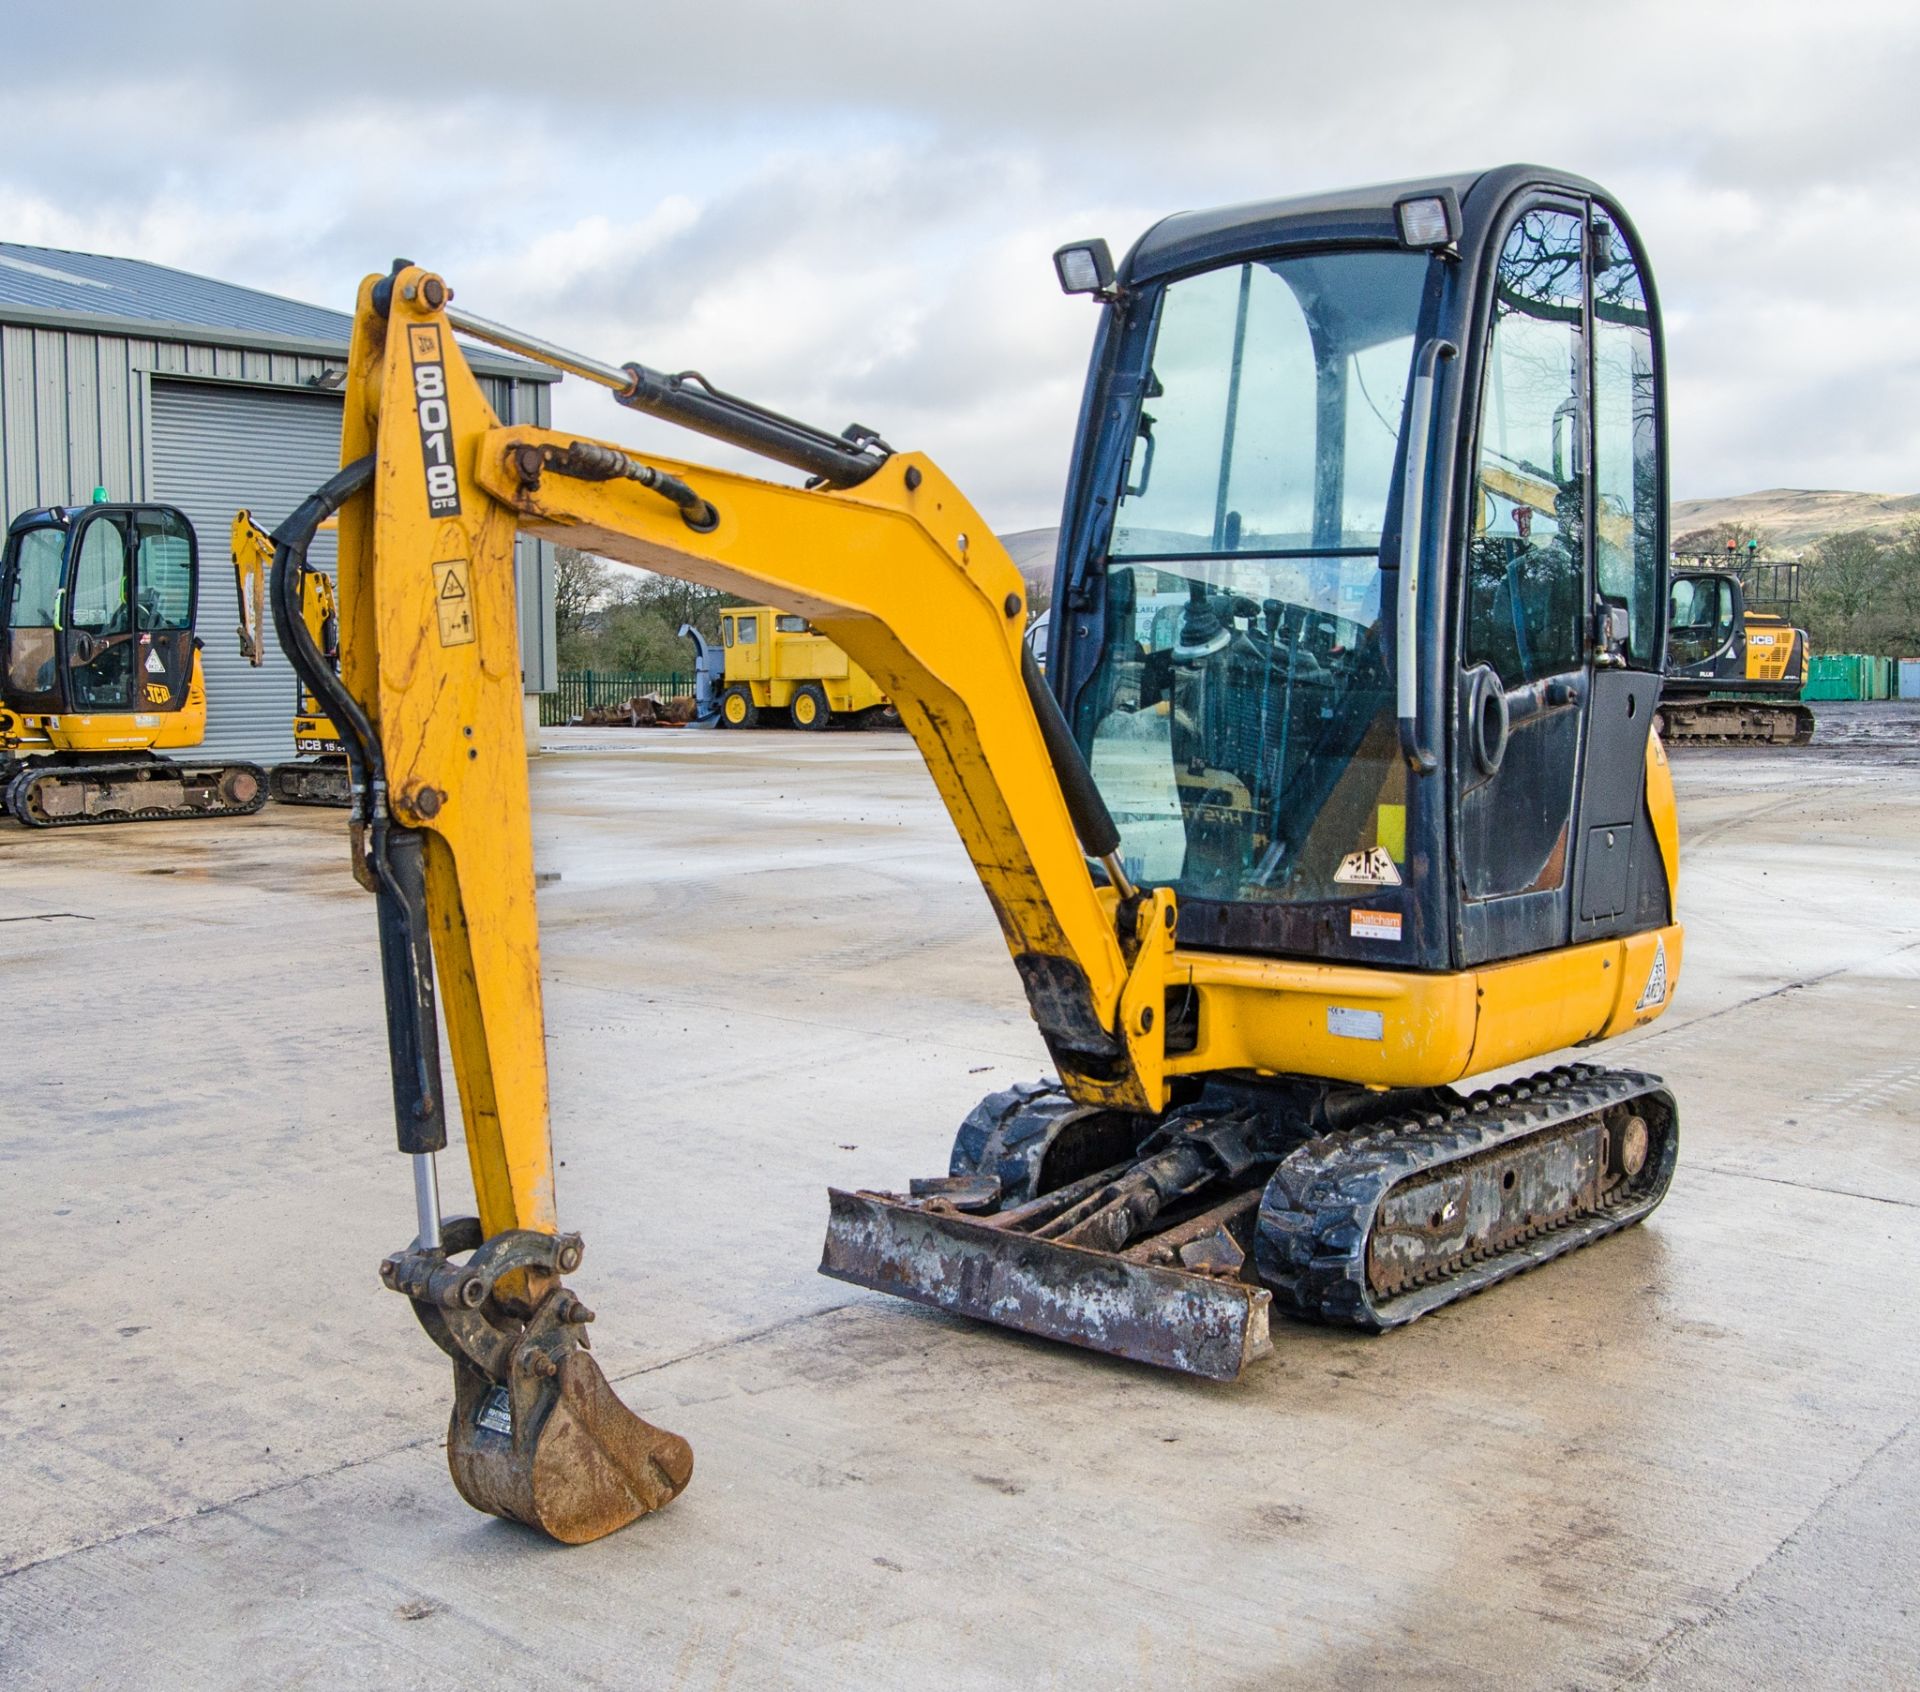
[447, 1351, 693, 1545]
[822, 1188, 1272, 1380]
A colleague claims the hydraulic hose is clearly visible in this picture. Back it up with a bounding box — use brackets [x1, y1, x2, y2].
[270, 457, 447, 1158]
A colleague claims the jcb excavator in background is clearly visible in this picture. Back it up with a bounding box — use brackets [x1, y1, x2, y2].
[274, 164, 1682, 1544]
[1659, 567, 1814, 745]
[231, 509, 353, 804]
[0, 499, 267, 825]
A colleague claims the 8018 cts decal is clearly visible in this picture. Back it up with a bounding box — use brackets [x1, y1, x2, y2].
[408, 324, 462, 517]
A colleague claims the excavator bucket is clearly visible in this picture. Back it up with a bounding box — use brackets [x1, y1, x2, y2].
[384, 1222, 693, 1544]
[446, 1349, 693, 1545]
[821, 1188, 1273, 1381]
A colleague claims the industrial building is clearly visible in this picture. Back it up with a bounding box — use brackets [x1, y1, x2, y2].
[0, 244, 558, 758]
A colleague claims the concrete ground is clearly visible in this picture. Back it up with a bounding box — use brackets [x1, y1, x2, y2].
[4, 705, 1918, 1690]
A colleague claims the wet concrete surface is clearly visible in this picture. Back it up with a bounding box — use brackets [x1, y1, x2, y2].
[3, 709, 1917, 1689]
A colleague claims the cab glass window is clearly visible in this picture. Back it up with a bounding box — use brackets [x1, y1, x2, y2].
[1079, 248, 1430, 905]
[134, 508, 193, 630]
[1465, 209, 1587, 684]
[736, 617, 758, 644]
[4, 526, 65, 694]
[1591, 216, 1661, 667]
[1668, 575, 1735, 667]
[70, 517, 131, 633]
[721, 618, 734, 648]
[775, 614, 807, 633]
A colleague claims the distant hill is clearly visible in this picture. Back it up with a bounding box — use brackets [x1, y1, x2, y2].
[1671, 490, 1920, 553]
[1005, 493, 1919, 573]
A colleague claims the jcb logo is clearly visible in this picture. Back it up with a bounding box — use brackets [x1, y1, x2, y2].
[408, 323, 461, 518]
[143, 682, 170, 705]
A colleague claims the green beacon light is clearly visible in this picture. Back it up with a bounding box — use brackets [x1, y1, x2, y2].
[91, 486, 109, 504]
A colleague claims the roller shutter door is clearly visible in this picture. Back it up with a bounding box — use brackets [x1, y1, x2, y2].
[149, 381, 342, 762]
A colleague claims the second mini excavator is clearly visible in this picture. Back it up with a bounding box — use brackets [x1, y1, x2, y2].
[0, 499, 267, 825]
[274, 163, 1683, 1543]
[232, 509, 354, 804]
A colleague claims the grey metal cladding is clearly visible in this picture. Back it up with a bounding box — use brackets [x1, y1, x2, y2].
[0, 242, 557, 382]
[149, 380, 346, 763]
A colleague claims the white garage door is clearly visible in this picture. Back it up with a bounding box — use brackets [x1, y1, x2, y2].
[149, 381, 343, 762]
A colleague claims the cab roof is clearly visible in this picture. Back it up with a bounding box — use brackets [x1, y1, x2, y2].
[1120, 163, 1606, 285]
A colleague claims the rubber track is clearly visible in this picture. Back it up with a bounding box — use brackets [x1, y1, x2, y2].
[6, 760, 270, 827]
[268, 759, 353, 808]
[1255, 1064, 1677, 1330]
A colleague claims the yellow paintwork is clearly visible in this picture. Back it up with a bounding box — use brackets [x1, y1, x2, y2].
[2, 648, 210, 755]
[331, 269, 1684, 1241]
[1740, 611, 1806, 684]
[335, 279, 555, 1236]
[232, 509, 344, 754]
[718, 606, 889, 720]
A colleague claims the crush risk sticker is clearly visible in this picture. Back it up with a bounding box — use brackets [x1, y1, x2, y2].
[1334, 846, 1402, 887]
[433, 559, 476, 646]
[408, 323, 461, 518]
[1635, 938, 1669, 1011]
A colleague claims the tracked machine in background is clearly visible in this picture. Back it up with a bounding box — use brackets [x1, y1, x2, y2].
[232, 510, 353, 804]
[1659, 567, 1814, 745]
[276, 164, 1683, 1544]
[0, 500, 266, 826]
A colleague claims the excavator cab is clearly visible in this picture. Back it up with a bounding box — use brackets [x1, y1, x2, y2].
[1050, 184, 1671, 974]
[3, 503, 198, 718]
[0, 502, 265, 824]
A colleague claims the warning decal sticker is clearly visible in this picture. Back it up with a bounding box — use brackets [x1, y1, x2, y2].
[1350, 909, 1403, 943]
[433, 559, 476, 647]
[475, 1385, 513, 1436]
[1334, 846, 1402, 887]
[1635, 938, 1669, 1011]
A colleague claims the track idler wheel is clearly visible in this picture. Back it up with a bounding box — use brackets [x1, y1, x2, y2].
[382, 1222, 692, 1544]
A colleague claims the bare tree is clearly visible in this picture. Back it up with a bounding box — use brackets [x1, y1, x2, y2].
[554, 546, 612, 666]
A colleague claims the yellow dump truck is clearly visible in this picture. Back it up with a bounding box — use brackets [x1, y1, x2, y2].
[686, 606, 891, 728]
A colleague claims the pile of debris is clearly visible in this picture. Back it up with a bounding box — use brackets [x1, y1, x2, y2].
[574, 693, 699, 728]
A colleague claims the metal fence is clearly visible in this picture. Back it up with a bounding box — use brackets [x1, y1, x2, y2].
[541, 670, 695, 725]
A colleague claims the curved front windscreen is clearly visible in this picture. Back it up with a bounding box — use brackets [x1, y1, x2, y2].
[1077, 247, 1429, 905]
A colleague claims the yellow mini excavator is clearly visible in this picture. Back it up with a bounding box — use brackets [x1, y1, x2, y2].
[0, 499, 267, 825]
[231, 509, 354, 804]
[273, 165, 1683, 1543]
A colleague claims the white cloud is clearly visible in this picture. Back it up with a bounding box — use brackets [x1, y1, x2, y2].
[4, 1, 1916, 518]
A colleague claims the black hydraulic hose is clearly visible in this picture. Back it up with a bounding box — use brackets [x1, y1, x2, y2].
[269, 455, 447, 1156]
[1021, 645, 1124, 872]
[269, 455, 379, 789]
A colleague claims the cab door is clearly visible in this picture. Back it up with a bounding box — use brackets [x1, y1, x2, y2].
[1571, 211, 1666, 944]
[129, 507, 197, 712]
[1454, 201, 1668, 964]
[59, 512, 138, 713]
[1456, 204, 1592, 965]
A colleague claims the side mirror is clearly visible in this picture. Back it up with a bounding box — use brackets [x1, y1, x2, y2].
[1053, 240, 1116, 299]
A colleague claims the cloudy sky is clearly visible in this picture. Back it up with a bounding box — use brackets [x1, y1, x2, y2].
[7, 1, 1915, 526]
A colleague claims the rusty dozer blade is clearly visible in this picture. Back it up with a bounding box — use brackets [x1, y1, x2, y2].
[383, 1221, 692, 1544]
[822, 1188, 1273, 1381]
